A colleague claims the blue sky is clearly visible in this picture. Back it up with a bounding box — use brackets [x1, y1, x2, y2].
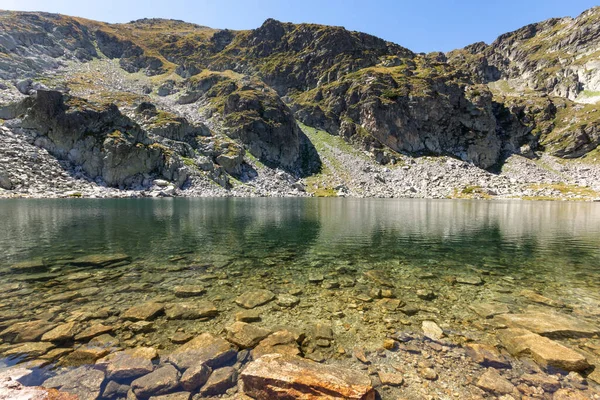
[1, 0, 598, 52]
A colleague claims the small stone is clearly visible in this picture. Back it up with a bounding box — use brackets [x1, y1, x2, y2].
[308, 274, 324, 283]
[130, 321, 154, 333]
[476, 369, 516, 395]
[131, 364, 180, 398]
[122, 302, 164, 321]
[422, 321, 444, 340]
[275, 294, 299, 308]
[383, 339, 396, 350]
[353, 348, 370, 364]
[235, 290, 276, 309]
[170, 332, 193, 344]
[235, 310, 261, 322]
[378, 372, 404, 386]
[61, 345, 110, 367]
[417, 289, 436, 300]
[420, 368, 438, 381]
[381, 290, 395, 298]
[312, 323, 334, 340]
[456, 275, 483, 285]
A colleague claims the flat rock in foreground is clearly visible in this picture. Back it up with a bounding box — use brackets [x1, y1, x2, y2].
[495, 312, 600, 338]
[240, 353, 375, 399]
[498, 328, 590, 371]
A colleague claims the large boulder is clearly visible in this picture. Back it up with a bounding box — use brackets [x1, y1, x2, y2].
[240, 354, 375, 399]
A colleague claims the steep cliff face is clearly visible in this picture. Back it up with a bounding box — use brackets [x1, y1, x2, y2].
[0, 7, 599, 195]
[447, 7, 600, 101]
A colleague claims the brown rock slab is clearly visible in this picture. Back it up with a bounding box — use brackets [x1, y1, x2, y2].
[99, 347, 158, 380]
[122, 302, 164, 321]
[553, 388, 592, 400]
[60, 345, 110, 367]
[363, 270, 393, 288]
[422, 321, 444, 340]
[469, 302, 510, 319]
[226, 322, 272, 349]
[241, 354, 375, 399]
[165, 301, 218, 320]
[476, 369, 516, 395]
[253, 331, 301, 358]
[235, 310, 261, 322]
[520, 290, 566, 308]
[0, 320, 56, 343]
[4, 342, 55, 358]
[43, 366, 105, 400]
[378, 372, 404, 386]
[498, 328, 590, 371]
[495, 312, 599, 338]
[166, 333, 237, 370]
[235, 290, 275, 309]
[41, 322, 79, 343]
[199, 366, 237, 396]
[75, 324, 113, 341]
[465, 343, 511, 368]
[69, 253, 131, 267]
[131, 364, 180, 399]
[520, 373, 560, 392]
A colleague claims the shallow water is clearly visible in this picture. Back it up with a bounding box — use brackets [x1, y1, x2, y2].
[1, 198, 600, 395]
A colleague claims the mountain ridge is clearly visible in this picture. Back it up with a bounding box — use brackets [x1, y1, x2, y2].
[0, 8, 599, 199]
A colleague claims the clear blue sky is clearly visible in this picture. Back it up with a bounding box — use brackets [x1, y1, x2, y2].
[1, 0, 598, 52]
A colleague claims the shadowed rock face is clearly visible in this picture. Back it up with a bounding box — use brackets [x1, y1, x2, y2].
[13, 90, 184, 188]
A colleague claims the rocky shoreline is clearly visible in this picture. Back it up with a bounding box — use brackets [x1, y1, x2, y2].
[1, 252, 599, 399]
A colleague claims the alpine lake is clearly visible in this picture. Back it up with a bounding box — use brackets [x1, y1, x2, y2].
[1, 198, 599, 399]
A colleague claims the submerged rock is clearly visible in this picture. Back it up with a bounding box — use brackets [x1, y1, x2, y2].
[476, 369, 516, 395]
[166, 333, 237, 370]
[465, 343, 511, 368]
[422, 321, 444, 340]
[496, 312, 600, 338]
[99, 347, 158, 380]
[498, 328, 590, 371]
[0, 320, 56, 343]
[122, 302, 164, 321]
[226, 322, 272, 349]
[235, 290, 276, 309]
[240, 353, 375, 399]
[165, 301, 218, 320]
[41, 322, 79, 343]
[69, 253, 131, 267]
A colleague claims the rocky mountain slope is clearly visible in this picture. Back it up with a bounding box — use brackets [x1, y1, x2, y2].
[0, 8, 599, 199]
